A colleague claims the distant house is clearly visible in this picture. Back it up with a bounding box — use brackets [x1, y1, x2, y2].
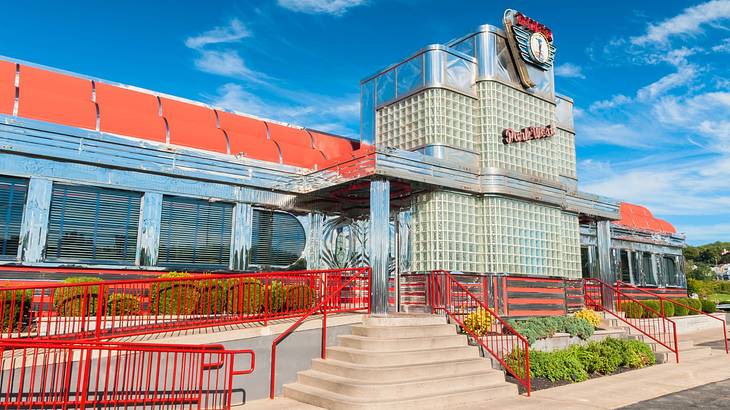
[714, 264, 730, 281]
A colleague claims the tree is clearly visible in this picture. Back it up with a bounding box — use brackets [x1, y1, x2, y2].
[683, 246, 700, 261]
[699, 248, 721, 265]
[687, 262, 713, 281]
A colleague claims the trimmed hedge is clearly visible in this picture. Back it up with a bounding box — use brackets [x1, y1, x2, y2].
[285, 284, 315, 311]
[701, 299, 717, 313]
[197, 278, 227, 314]
[506, 316, 594, 345]
[106, 294, 141, 316]
[226, 278, 264, 314]
[687, 298, 702, 314]
[0, 289, 33, 331]
[150, 272, 201, 315]
[53, 277, 104, 317]
[673, 298, 689, 316]
[621, 301, 644, 319]
[266, 281, 285, 313]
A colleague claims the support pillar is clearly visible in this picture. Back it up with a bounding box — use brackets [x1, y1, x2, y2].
[136, 192, 163, 267]
[229, 203, 253, 271]
[369, 178, 390, 315]
[18, 178, 52, 263]
[596, 220, 614, 307]
[306, 212, 325, 270]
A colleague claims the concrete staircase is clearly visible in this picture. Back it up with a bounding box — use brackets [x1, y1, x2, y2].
[600, 315, 714, 363]
[282, 314, 518, 409]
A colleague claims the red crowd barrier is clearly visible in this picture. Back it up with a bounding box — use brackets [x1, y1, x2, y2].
[0, 340, 254, 409]
[428, 270, 531, 395]
[584, 278, 678, 362]
[0, 268, 370, 341]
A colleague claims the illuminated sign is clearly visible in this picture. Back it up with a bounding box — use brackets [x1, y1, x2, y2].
[502, 125, 555, 145]
[503, 9, 556, 89]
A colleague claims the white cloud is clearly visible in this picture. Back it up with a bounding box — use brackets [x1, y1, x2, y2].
[712, 37, 730, 52]
[631, 0, 730, 46]
[589, 94, 632, 111]
[277, 0, 367, 16]
[652, 91, 730, 152]
[192, 50, 269, 84]
[554, 63, 585, 79]
[211, 83, 360, 136]
[185, 19, 250, 50]
[575, 119, 650, 148]
[636, 64, 697, 101]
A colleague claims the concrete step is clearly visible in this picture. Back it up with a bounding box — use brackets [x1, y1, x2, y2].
[327, 345, 478, 366]
[350, 323, 457, 339]
[362, 314, 447, 327]
[310, 357, 495, 383]
[283, 380, 517, 410]
[295, 368, 506, 400]
[337, 333, 468, 351]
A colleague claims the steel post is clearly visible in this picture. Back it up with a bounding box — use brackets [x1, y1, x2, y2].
[369, 178, 390, 315]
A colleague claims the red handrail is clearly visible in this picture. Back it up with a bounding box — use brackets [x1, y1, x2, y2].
[269, 267, 371, 399]
[429, 270, 531, 396]
[616, 281, 729, 354]
[584, 278, 679, 362]
[0, 340, 254, 410]
[0, 268, 367, 341]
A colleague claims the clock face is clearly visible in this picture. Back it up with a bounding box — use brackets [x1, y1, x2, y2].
[528, 32, 550, 64]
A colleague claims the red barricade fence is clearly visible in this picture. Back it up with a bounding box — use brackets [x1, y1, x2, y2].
[0, 340, 254, 409]
[429, 270, 531, 395]
[584, 278, 679, 362]
[0, 268, 370, 342]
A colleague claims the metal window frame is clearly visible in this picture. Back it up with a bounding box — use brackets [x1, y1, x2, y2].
[248, 208, 307, 270]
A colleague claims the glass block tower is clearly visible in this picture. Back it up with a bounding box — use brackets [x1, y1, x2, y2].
[361, 18, 583, 278]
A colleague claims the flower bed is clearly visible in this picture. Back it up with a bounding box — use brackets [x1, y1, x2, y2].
[506, 337, 656, 393]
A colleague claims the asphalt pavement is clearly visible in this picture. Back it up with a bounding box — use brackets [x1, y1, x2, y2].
[621, 378, 730, 409]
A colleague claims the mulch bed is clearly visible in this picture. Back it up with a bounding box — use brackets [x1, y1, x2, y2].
[506, 366, 643, 394]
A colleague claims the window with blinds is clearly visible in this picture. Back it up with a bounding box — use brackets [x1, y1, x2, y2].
[0, 176, 29, 258]
[158, 196, 233, 268]
[250, 210, 305, 267]
[46, 184, 141, 263]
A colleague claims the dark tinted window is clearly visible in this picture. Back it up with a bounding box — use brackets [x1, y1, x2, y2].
[159, 196, 233, 268]
[46, 184, 141, 262]
[0, 176, 28, 258]
[250, 210, 305, 267]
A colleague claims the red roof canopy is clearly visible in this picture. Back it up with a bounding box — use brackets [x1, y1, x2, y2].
[614, 202, 676, 234]
[0, 59, 360, 169]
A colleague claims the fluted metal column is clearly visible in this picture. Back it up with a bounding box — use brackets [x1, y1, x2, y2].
[596, 220, 614, 307]
[230, 203, 253, 271]
[369, 178, 390, 315]
[135, 192, 162, 267]
[18, 177, 53, 263]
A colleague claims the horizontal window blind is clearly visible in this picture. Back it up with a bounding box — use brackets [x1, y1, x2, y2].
[159, 196, 233, 268]
[250, 210, 305, 267]
[0, 176, 29, 258]
[46, 184, 141, 263]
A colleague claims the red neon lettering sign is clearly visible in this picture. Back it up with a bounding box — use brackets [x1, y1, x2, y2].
[515, 12, 553, 42]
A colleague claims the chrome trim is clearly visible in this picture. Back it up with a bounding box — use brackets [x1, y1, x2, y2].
[17, 177, 53, 263]
[230, 203, 253, 270]
[135, 192, 162, 267]
[369, 178, 390, 315]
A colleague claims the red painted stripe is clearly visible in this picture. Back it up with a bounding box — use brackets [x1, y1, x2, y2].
[508, 298, 565, 305]
[508, 310, 564, 316]
[507, 286, 565, 294]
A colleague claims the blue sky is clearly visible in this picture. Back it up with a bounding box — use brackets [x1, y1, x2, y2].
[3, 0, 729, 245]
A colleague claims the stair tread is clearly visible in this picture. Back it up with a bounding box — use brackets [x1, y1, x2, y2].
[339, 334, 465, 342]
[298, 368, 501, 387]
[312, 357, 492, 370]
[328, 344, 473, 355]
[285, 379, 515, 405]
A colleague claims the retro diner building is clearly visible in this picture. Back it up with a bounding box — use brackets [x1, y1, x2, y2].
[0, 10, 686, 315]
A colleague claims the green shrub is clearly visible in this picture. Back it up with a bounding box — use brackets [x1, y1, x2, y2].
[620, 301, 644, 319]
[150, 272, 201, 315]
[529, 348, 589, 382]
[661, 300, 675, 317]
[265, 281, 285, 313]
[463, 308, 493, 337]
[507, 316, 594, 345]
[672, 299, 689, 316]
[106, 294, 141, 316]
[0, 289, 33, 331]
[620, 339, 656, 368]
[226, 278, 263, 314]
[197, 278, 227, 314]
[700, 299, 717, 313]
[285, 284, 315, 311]
[53, 277, 104, 317]
[642, 300, 661, 318]
[687, 298, 703, 314]
[585, 338, 624, 374]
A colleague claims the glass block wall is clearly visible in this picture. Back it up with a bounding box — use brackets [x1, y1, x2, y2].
[555, 128, 577, 180]
[482, 196, 562, 276]
[411, 191, 483, 272]
[376, 88, 476, 152]
[476, 81, 566, 181]
[561, 212, 581, 279]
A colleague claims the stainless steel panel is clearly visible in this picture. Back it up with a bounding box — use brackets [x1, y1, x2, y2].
[18, 177, 52, 263]
[230, 203, 253, 270]
[136, 192, 162, 267]
[555, 94, 575, 132]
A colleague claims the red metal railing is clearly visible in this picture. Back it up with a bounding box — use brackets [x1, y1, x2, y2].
[270, 267, 371, 399]
[0, 268, 369, 341]
[0, 340, 254, 409]
[584, 278, 679, 362]
[429, 270, 531, 395]
[617, 281, 729, 354]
